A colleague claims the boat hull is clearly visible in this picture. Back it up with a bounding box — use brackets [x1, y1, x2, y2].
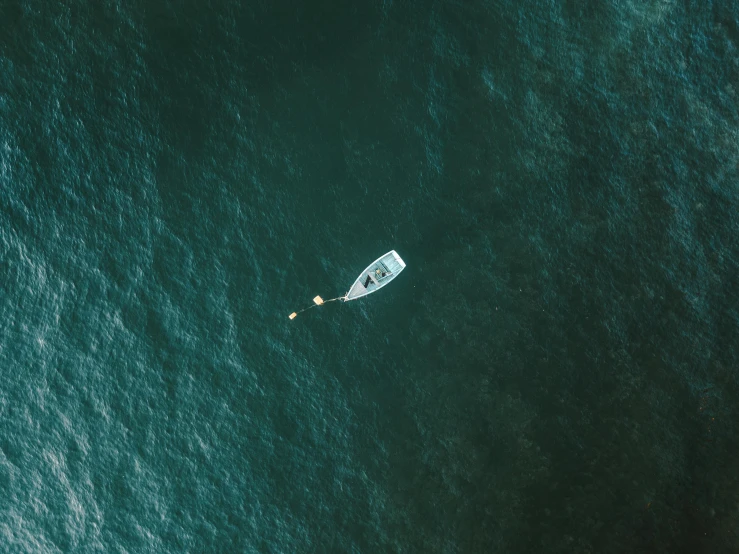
[345, 250, 406, 301]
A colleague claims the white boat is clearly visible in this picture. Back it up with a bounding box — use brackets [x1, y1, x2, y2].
[344, 250, 406, 301]
[288, 250, 406, 320]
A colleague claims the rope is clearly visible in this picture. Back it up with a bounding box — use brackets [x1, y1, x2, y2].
[289, 295, 347, 319]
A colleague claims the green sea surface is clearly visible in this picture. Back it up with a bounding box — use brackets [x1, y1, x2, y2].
[1, 1, 738, 552]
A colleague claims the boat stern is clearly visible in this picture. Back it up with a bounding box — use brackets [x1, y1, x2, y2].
[391, 250, 406, 268]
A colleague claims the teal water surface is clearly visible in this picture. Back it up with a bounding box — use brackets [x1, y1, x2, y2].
[1, 1, 739, 552]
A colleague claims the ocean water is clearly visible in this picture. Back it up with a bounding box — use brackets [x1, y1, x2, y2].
[1, 0, 738, 552]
